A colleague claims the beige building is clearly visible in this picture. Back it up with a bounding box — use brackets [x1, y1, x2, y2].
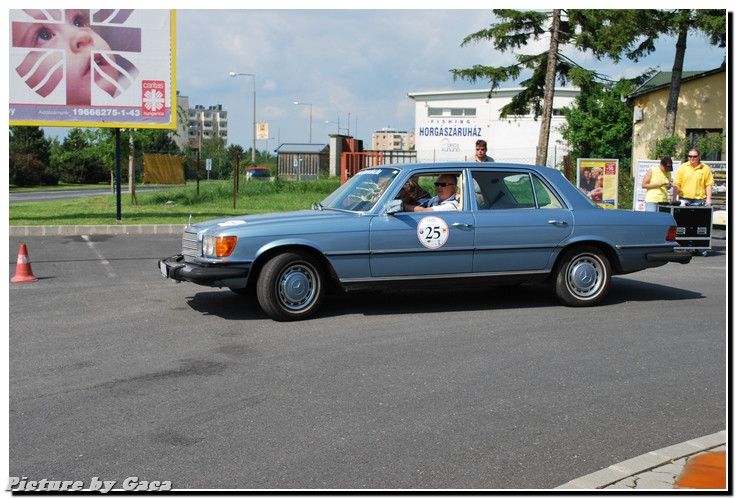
[372, 127, 415, 151]
[627, 66, 726, 163]
[173, 92, 229, 149]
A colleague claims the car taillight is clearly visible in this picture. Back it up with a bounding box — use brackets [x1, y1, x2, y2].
[666, 226, 678, 241]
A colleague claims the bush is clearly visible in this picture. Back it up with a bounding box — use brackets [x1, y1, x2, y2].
[10, 153, 44, 186]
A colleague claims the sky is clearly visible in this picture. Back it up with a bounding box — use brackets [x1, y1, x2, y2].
[174, 9, 727, 151]
[10, 7, 729, 151]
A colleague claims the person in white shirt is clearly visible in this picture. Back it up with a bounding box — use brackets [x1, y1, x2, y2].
[403, 174, 459, 212]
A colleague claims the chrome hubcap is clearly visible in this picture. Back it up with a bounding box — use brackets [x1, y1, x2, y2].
[567, 255, 602, 297]
[278, 264, 316, 310]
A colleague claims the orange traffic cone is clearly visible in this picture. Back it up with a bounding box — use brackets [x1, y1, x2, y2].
[674, 451, 727, 489]
[11, 243, 38, 283]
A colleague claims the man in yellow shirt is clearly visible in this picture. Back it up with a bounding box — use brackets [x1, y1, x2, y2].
[671, 148, 715, 206]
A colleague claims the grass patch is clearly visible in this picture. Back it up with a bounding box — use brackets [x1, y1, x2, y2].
[9, 178, 341, 226]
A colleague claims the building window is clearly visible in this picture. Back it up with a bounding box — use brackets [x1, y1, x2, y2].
[686, 129, 723, 161]
[427, 107, 476, 117]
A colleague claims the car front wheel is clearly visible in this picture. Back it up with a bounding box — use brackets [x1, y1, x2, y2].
[257, 251, 324, 321]
[553, 245, 610, 306]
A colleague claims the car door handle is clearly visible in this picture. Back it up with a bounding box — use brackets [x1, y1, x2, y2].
[452, 222, 474, 228]
[548, 220, 568, 226]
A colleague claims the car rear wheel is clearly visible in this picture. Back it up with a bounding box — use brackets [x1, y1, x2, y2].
[553, 245, 610, 306]
[257, 251, 324, 321]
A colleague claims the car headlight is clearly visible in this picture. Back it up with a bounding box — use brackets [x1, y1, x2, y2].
[203, 235, 238, 257]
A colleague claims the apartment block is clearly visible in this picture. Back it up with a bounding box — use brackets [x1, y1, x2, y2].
[372, 127, 415, 151]
[174, 92, 228, 149]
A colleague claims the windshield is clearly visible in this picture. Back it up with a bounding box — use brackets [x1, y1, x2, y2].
[320, 167, 400, 211]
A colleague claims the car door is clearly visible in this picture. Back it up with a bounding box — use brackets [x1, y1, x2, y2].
[369, 172, 475, 277]
[470, 170, 573, 272]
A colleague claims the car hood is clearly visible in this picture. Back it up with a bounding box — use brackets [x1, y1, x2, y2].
[189, 209, 359, 234]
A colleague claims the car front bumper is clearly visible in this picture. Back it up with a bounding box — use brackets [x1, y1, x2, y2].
[158, 254, 251, 286]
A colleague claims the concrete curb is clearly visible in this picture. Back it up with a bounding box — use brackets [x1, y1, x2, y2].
[9, 224, 187, 237]
[555, 430, 727, 489]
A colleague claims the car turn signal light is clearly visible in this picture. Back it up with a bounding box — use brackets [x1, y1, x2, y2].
[666, 226, 678, 241]
[215, 236, 238, 257]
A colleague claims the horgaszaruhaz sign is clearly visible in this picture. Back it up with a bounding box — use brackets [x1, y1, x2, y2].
[9, 9, 176, 129]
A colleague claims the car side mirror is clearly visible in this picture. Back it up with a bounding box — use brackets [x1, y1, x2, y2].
[386, 199, 404, 215]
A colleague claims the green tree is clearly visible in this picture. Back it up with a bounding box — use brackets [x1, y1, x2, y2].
[451, 9, 726, 166]
[201, 135, 231, 180]
[9, 126, 57, 185]
[451, 9, 571, 166]
[10, 126, 50, 164]
[559, 69, 643, 168]
[559, 70, 643, 208]
[569, 9, 726, 136]
[54, 128, 109, 184]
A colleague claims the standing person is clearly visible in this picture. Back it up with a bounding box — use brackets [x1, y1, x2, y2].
[404, 174, 459, 212]
[474, 140, 495, 162]
[671, 148, 714, 206]
[642, 157, 673, 212]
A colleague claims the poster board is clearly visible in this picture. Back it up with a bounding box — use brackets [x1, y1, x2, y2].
[634, 160, 726, 212]
[577, 158, 619, 209]
[633, 160, 680, 211]
[9, 9, 176, 129]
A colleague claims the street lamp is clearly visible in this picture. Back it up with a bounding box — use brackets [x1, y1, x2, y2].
[293, 101, 312, 143]
[229, 72, 256, 164]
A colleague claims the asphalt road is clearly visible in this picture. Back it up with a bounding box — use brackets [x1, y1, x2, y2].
[8, 233, 728, 490]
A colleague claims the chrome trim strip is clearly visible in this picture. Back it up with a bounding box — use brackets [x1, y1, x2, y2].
[339, 269, 547, 284]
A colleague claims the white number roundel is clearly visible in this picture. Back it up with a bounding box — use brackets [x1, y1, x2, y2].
[417, 216, 449, 249]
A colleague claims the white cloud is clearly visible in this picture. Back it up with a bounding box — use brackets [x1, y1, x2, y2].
[41, 8, 727, 150]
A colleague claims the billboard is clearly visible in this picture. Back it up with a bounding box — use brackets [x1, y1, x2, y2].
[256, 122, 269, 140]
[9, 9, 176, 129]
[577, 158, 619, 209]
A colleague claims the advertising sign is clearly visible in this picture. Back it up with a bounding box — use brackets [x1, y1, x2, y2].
[577, 158, 619, 209]
[256, 122, 269, 140]
[634, 159, 680, 211]
[634, 160, 726, 211]
[708, 161, 727, 207]
[9, 9, 176, 129]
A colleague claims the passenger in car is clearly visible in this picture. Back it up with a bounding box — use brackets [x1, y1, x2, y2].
[399, 178, 431, 207]
[404, 174, 459, 212]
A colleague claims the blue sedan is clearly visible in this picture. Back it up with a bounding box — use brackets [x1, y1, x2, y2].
[159, 162, 690, 321]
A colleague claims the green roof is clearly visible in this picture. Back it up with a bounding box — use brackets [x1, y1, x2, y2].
[628, 66, 725, 99]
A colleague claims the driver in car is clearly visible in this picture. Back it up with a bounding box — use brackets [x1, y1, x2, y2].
[404, 174, 459, 212]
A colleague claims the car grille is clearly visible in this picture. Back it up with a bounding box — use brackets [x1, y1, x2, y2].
[181, 230, 199, 259]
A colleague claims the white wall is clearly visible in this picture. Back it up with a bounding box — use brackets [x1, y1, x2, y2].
[409, 88, 578, 167]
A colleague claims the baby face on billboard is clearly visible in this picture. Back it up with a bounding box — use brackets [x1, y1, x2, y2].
[12, 9, 119, 105]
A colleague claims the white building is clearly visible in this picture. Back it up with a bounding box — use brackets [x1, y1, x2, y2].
[407, 87, 579, 167]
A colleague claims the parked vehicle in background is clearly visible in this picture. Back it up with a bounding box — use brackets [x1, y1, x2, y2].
[159, 162, 690, 321]
[245, 166, 271, 181]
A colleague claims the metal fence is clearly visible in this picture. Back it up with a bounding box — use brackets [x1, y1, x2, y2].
[340, 151, 417, 183]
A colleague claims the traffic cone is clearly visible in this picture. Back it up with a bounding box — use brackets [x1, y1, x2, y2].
[11, 243, 38, 283]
